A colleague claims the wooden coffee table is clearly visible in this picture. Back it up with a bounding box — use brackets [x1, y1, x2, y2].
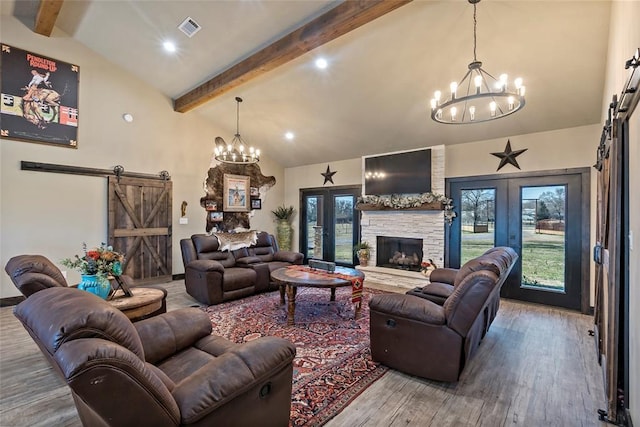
[108, 287, 167, 322]
[271, 266, 365, 325]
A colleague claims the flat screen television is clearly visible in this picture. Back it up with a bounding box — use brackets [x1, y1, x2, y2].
[363, 149, 431, 195]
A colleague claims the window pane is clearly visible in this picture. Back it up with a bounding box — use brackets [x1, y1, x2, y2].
[521, 185, 566, 292]
[306, 196, 323, 259]
[333, 195, 354, 264]
[460, 188, 496, 265]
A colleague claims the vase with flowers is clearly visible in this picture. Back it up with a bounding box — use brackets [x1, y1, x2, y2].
[420, 259, 437, 278]
[61, 243, 124, 300]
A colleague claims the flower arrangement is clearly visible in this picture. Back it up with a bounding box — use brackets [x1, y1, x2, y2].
[421, 259, 437, 276]
[61, 243, 124, 277]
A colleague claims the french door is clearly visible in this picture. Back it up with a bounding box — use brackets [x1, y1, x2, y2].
[447, 169, 589, 311]
[299, 186, 361, 266]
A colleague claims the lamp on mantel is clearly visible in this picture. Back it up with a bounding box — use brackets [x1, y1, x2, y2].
[430, 0, 526, 124]
[214, 97, 260, 164]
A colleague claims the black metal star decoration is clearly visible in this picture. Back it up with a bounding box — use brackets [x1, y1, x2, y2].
[321, 165, 337, 185]
[491, 140, 528, 171]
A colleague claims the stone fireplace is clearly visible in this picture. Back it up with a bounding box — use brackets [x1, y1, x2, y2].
[376, 236, 423, 272]
[357, 145, 445, 289]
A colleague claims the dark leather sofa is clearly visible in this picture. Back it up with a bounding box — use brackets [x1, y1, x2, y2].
[180, 231, 303, 305]
[14, 286, 296, 426]
[369, 246, 517, 382]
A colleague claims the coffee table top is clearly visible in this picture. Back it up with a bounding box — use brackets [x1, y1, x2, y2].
[108, 287, 166, 311]
[271, 266, 364, 288]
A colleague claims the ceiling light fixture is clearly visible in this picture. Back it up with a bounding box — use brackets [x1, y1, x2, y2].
[285, 131, 295, 140]
[315, 58, 328, 69]
[430, 0, 525, 124]
[163, 41, 176, 53]
[214, 97, 260, 164]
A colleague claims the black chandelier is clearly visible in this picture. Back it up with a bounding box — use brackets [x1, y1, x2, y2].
[214, 97, 260, 164]
[430, 0, 526, 124]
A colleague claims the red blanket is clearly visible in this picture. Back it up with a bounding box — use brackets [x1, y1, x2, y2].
[287, 265, 364, 305]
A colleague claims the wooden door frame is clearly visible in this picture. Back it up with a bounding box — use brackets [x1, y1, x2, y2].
[446, 167, 591, 313]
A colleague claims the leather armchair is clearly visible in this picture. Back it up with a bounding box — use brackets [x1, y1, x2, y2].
[5, 254, 69, 298]
[14, 287, 296, 427]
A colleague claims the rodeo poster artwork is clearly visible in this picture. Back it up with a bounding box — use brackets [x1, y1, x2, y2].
[1, 44, 79, 147]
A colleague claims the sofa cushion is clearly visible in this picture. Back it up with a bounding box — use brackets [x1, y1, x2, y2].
[222, 268, 257, 292]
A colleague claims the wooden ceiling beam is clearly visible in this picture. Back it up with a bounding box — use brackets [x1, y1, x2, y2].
[173, 0, 412, 113]
[34, 0, 64, 37]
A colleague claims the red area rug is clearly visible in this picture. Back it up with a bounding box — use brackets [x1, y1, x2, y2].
[202, 286, 388, 426]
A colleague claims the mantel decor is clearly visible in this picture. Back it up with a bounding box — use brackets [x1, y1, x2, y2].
[356, 193, 456, 224]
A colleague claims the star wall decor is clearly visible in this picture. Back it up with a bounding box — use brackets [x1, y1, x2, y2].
[321, 165, 337, 185]
[491, 140, 528, 171]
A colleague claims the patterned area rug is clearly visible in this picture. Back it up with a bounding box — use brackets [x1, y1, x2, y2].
[202, 286, 388, 426]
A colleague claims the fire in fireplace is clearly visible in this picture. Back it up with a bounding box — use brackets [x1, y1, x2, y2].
[376, 236, 423, 272]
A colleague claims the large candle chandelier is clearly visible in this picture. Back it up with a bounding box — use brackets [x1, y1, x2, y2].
[430, 0, 526, 124]
[214, 97, 260, 164]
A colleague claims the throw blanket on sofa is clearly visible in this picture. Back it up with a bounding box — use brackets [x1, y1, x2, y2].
[213, 231, 258, 252]
[287, 265, 364, 305]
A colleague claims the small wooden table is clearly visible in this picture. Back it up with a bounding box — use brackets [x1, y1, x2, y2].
[270, 266, 364, 325]
[108, 287, 167, 322]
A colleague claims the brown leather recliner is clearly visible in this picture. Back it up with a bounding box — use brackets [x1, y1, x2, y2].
[14, 287, 296, 427]
[369, 247, 517, 382]
[5, 254, 69, 298]
[180, 231, 303, 305]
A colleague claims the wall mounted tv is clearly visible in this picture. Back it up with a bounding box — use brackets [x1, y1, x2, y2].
[363, 149, 431, 195]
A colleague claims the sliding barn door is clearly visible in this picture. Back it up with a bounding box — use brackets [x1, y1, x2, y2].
[108, 176, 172, 285]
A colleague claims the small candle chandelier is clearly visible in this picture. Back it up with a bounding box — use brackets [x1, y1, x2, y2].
[430, 0, 526, 124]
[214, 97, 260, 164]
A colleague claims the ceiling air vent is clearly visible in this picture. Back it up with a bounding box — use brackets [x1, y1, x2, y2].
[178, 17, 201, 38]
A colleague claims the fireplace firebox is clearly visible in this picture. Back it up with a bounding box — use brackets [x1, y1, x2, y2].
[376, 236, 423, 271]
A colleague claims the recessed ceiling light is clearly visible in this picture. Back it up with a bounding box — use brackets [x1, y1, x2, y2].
[285, 131, 295, 140]
[163, 41, 177, 53]
[315, 58, 328, 69]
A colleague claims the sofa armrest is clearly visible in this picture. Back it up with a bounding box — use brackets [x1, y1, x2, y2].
[273, 251, 304, 264]
[186, 259, 225, 274]
[171, 336, 296, 424]
[235, 256, 262, 267]
[369, 294, 445, 325]
[134, 308, 213, 364]
[429, 268, 458, 285]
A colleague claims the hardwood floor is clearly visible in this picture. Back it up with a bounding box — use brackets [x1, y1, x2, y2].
[0, 280, 607, 426]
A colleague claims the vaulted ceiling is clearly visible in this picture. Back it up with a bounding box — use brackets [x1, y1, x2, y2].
[2, 0, 611, 168]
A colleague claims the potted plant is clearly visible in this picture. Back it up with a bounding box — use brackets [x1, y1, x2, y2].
[271, 205, 295, 251]
[354, 241, 371, 266]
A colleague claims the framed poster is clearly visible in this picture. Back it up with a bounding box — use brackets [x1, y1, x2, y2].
[223, 174, 250, 212]
[251, 199, 262, 210]
[0, 44, 79, 147]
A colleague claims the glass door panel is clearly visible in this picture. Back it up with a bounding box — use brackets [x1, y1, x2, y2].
[333, 195, 355, 264]
[520, 185, 566, 292]
[460, 189, 496, 265]
[304, 195, 323, 260]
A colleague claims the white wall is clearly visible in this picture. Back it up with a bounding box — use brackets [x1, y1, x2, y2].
[603, 1, 640, 423]
[0, 17, 284, 297]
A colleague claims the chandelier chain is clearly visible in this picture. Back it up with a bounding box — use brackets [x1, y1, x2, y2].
[473, 3, 477, 62]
